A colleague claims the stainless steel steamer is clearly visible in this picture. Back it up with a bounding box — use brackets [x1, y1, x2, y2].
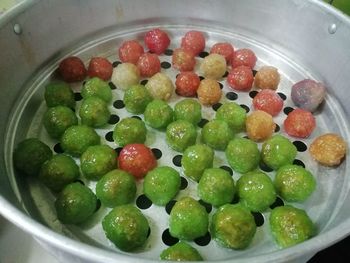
[1, 0, 350, 262]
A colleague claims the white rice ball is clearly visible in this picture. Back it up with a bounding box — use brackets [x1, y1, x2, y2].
[199, 53, 227, 80]
[111, 63, 140, 90]
[145, 72, 174, 101]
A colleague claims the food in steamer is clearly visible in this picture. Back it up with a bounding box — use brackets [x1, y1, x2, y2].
[225, 137, 260, 174]
[113, 117, 147, 146]
[160, 241, 203, 261]
[198, 168, 235, 207]
[143, 166, 181, 206]
[39, 154, 79, 192]
[174, 99, 202, 125]
[79, 96, 110, 127]
[80, 144, 117, 180]
[175, 71, 201, 97]
[96, 169, 137, 208]
[246, 110, 276, 141]
[81, 77, 112, 102]
[201, 119, 234, 151]
[227, 65, 254, 91]
[144, 99, 174, 129]
[43, 106, 78, 139]
[87, 57, 113, 81]
[123, 84, 152, 114]
[181, 144, 214, 182]
[210, 42, 235, 63]
[11, 27, 348, 260]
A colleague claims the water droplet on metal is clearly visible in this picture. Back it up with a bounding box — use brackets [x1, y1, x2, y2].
[13, 24, 22, 35]
[328, 23, 337, 34]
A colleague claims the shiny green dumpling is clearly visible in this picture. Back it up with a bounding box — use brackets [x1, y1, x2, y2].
[198, 168, 235, 207]
[261, 134, 297, 170]
[60, 125, 100, 157]
[225, 137, 260, 173]
[80, 144, 117, 180]
[181, 144, 214, 182]
[39, 154, 79, 192]
[43, 105, 78, 139]
[201, 119, 234, 151]
[96, 169, 136, 207]
[166, 120, 197, 152]
[81, 77, 112, 102]
[123, 84, 152, 114]
[55, 182, 97, 224]
[113, 117, 147, 146]
[44, 82, 75, 109]
[144, 99, 174, 129]
[274, 164, 316, 202]
[169, 197, 209, 240]
[143, 166, 181, 206]
[79, 96, 110, 127]
[270, 205, 316, 248]
[160, 242, 203, 261]
[102, 205, 149, 251]
[237, 171, 276, 212]
[174, 99, 202, 125]
[216, 102, 246, 132]
[211, 204, 256, 249]
[13, 138, 52, 177]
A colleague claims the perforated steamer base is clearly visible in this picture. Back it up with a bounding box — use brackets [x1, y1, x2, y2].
[4, 25, 350, 261]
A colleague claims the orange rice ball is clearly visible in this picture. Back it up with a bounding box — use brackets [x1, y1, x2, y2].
[309, 133, 347, 166]
[246, 110, 276, 142]
[254, 66, 280, 90]
[197, 79, 222, 106]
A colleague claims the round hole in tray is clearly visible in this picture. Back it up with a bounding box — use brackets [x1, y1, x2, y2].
[164, 49, 173, 56]
[136, 194, 152, 210]
[220, 165, 233, 176]
[151, 148, 162, 159]
[108, 114, 120, 125]
[198, 118, 209, 128]
[104, 131, 114, 142]
[140, 79, 148, 85]
[274, 123, 281, 132]
[180, 177, 188, 190]
[172, 155, 182, 167]
[194, 232, 211, 246]
[270, 197, 285, 209]
[249, 90, 258, 99]
[240, 104, 250, 113]
[113, 99, 125, 109]
[108, 82, 117, 90]
[162, 229, 179, 246]
[199, 199, 212, 213]
[293, 140, 308, 152]
[53, 143, 64, 153]
[293, 159, 306, 168]
[165, 200, 177, 215]
[283, 106, 294, 115]
[114, 147, 123, 156]
[112, 61, 121, 68]
[74, 92, 83, 101]
[161, 61, 171, 69]
[226, 91, 238, 100]
[252, 212, 265, 227]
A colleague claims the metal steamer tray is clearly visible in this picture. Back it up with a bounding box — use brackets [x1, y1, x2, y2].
[1, 1, 350, 263]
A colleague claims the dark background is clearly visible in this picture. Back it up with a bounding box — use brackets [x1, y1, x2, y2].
[308, 235, 350, 262]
